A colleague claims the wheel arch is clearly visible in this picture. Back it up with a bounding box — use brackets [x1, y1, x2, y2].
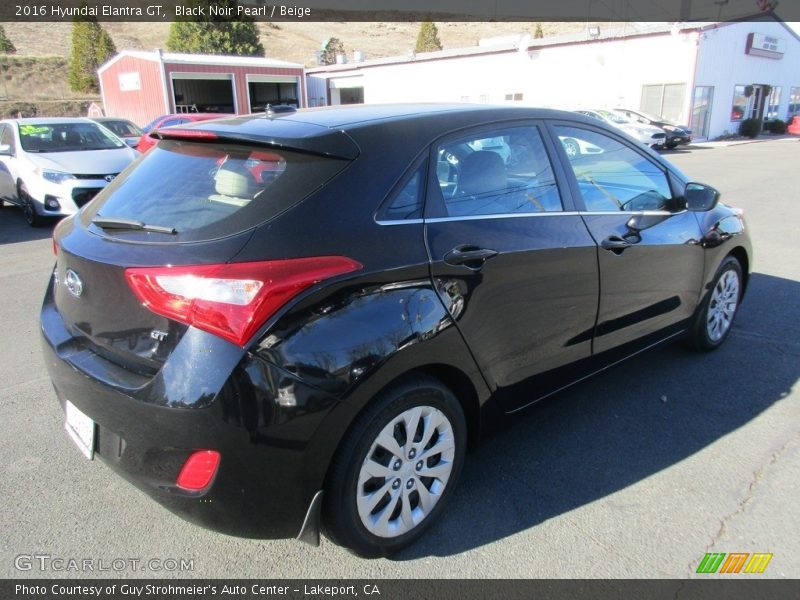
[727, 245, 750, 296]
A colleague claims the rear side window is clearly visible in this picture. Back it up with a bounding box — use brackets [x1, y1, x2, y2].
[435, 125, 563, 217]
[378, 163, 425, 221]
[84, 140, 349, 242]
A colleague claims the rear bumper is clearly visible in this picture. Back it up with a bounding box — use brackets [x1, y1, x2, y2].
[40, 278, 341, 540]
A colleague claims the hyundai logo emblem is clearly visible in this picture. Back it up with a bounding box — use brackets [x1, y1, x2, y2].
[64, 269, 83, 298]
[104, 174, 116, 183]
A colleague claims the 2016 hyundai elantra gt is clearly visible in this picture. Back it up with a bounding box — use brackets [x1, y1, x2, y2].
[41, 104, 751, 557]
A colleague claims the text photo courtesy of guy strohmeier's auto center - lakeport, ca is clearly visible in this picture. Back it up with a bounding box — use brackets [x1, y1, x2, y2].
[1, 0, 800, 597]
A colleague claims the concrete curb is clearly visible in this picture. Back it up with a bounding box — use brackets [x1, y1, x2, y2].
[690, 135, 799, 148]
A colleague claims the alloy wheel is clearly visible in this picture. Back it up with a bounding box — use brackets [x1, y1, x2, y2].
[706, 269, 739, 342]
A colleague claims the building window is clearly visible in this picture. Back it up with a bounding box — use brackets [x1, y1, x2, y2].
[504, 93, 523, 101]
[479, 95, 489, 103]
[641, 83, 686, 122]
[460, 96, 470, 102]
[788, 87, 800, 118]
[731, 85, 748, 121]
[766, 86, 781, 119]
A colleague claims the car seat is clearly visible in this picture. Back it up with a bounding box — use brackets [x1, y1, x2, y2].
[447, 150, 508, 216]
[208, 162, 258, 207]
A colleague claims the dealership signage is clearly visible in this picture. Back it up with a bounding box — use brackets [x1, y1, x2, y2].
[746, 32, 786, 59]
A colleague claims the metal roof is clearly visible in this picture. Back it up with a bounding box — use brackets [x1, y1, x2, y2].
[98, 50, 304, 75]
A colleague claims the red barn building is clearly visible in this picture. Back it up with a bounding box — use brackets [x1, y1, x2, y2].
[98, 50, 306, 127]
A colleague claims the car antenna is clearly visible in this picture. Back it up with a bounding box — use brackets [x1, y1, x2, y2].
[265, 104, 297, 119]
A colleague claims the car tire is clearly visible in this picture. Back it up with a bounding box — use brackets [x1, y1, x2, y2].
[665, 141, 678, 150]
[322, 374, 467, 557]
[18, 182, 42, 227]
[688, 256, 743, 351]
[561, 138, 580, 160]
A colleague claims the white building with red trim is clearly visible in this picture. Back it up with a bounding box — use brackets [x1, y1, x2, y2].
[307, 19, 800, 140]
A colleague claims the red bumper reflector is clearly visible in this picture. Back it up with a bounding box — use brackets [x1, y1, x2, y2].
[176, 450, 221, 491]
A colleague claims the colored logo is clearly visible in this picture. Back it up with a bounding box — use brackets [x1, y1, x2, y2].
[696, 552, 773, 574]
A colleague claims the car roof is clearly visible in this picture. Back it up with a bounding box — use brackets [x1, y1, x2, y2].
[171, 104, 599, 160]
[162, 113, 232, 120]
[250, 103, 576, 129]
[93, 117, 135, 123]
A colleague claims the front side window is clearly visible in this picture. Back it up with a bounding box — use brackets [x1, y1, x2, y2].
[435, 126, 562, 217]
[0, 125, 13, 152]
[555, 125, 673, 213]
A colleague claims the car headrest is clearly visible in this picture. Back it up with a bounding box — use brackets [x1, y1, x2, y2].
[214, 163, 257, 199]
[459, 151, 506, 196]
[64, 131, 82, 146]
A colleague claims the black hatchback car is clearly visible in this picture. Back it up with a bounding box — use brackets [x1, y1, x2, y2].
[42, 104, 751, 557]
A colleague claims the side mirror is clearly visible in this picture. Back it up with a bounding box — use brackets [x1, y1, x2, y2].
[0, 144, 12, 156]
[683, 182, 720, 212]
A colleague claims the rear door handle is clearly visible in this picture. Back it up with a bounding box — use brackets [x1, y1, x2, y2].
[600, 236, 632, 254]
[444, 245, 499, 269]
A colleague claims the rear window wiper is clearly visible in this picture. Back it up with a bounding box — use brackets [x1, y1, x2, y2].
[92, 216, 177, 235]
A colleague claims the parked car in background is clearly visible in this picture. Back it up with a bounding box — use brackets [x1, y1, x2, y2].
[575, 109, 667, 148]
[43, 105, 751, 557]
[0, 118, 138, 226]
[136, 113, 233, 153]
[788, 115, 800, 135]
[614, 108, 693, 148]
[91, 117, 144, 149]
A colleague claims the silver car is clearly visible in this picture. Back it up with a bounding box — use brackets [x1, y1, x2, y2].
[575, 109, 667, 148]
[0, 118, 138, 226]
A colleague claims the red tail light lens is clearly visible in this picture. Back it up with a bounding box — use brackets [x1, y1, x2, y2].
[176, 450, 221, 491]
[125, 257, 361, 346]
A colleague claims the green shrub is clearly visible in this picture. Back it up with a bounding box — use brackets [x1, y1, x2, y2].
[764, 119, 787, 134]
[738, 118, 762, 138]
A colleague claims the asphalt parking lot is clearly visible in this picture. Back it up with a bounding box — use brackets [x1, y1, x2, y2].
[0, 138, 798, 579]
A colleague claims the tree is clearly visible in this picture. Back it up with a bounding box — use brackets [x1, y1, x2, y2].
[167, 0, 264, 57]
[68, 15, 117, 94]
[415, 21, 443, 53]
[319, 37, 345, 65]
[0, 26, 16, 54]
[534, 23, 544, 39]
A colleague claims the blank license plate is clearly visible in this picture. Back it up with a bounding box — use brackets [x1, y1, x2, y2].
[65, 400, 95, 460]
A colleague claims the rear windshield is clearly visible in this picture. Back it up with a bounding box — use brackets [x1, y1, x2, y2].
[83, 140, 350, 243]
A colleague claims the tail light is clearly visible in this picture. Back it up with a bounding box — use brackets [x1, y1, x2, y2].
[176, 450, 221, 491]
[157, 129, 219, 141]
[125, 257, 361, 346]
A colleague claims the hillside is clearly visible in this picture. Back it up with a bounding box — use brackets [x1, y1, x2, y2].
[2, 21, 589, 64]
[0, 20, 591, 116]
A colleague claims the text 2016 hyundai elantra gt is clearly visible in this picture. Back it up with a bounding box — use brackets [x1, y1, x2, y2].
[41, 104, 751, 557]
